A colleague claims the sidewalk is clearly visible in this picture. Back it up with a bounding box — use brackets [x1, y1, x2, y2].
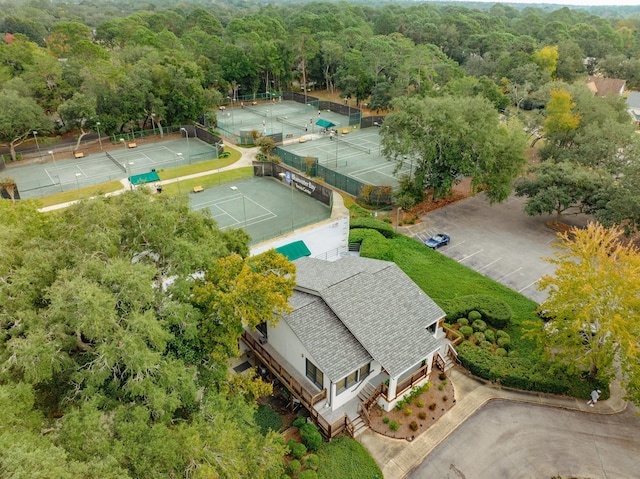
[39, 142, 257, 212]
[358, 367, 627, 479]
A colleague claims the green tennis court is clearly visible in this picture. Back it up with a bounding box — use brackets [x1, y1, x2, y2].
[189, 176, 331, 244]
[7, 137, 218, 199]
[281, 128, 414, 189]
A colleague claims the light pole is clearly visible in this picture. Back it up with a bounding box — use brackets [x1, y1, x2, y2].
[180, 127, 191, 163]
[175, 153, 182, 196]
[75, 172, 82, 190]
[151, 113, 157, 135]
[230, 185, 247, 227]
[33, 131, 42, 160]
[127, 162, 134, 189]
[279, 172, 294, 232]
[96, 122, 103, 150]
[395, 207, 402, 233]
[47, 150, 59, 185]
[120, 138, 126, 149]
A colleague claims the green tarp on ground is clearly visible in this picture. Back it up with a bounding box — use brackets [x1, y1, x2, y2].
[129, 171, 160, 186]
[316, 119, 336, 128]
[275, 240, 311, 261]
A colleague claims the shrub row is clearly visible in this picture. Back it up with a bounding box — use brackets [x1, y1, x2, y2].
[443, 294, 512, 329]
[456, 342, 606, 398]
[348, 229, 392, 261]
[349, 216, 396, 238]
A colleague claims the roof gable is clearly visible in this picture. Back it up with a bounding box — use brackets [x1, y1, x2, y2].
[290, 257, 444, 378]
[586, 76, 626, 97]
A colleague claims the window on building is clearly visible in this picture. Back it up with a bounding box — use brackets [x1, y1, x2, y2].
[306, 359, 323, 389]
[359, 363, 371, 379]
[427, 322, 437, 334]
[336, 363, 371, 395]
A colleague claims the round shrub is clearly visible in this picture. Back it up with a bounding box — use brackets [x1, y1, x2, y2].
[460, 326, 474, 338]
[443, 294, 512, 329]
[303, 454, 320, 470]
[418, 411, 427, 420]
[286, 439, 296, 453]
[496, 330, 510, 340]
[497, 337, 511, 350]
[389, 420, 399, 431]
[288, 460, 301, 475]
[472, 319, 487, 332]
[383, 416, 390, 424]
[291, 442, 307, 459]
[480, 340, 493, 350]
[292, 417, 306, 428]
[494, 347, 507, 357]
[468, 310, 482, 321]
[409, 421, 419, 431]
[416, 400, 424, 408]
[429, 403, 436, 410]
[473, 331, 485, 343]
[300, 423, 323, 452]
[298, 471, 318, 479]
[403, 408, 412, 416]
[457, 318, 469, 327]
[484, 329, 495, 342]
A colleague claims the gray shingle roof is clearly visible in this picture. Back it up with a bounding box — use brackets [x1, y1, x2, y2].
[285, 291, 372, 382]
[287, 257, 444, 379]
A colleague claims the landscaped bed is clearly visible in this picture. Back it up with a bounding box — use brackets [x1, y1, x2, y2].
[368, 371, 455, 440]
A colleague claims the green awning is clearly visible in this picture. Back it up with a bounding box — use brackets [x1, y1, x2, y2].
[275, 240, 311, 261]
[129, 171, 160, 186]
[316, 119, 336, 128]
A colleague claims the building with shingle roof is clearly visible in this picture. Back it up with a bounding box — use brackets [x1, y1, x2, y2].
[254, 255, 448, 413]
[586, 76, 626, 97]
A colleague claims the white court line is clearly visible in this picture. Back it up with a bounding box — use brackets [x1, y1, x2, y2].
[76, 165, 87, 177]
[45, 168, 56, 184]
[497, 267, 522, 282]
[458, 249, 484, 262]
[518, 279, 540, 293]
[476, 258, 502, 272]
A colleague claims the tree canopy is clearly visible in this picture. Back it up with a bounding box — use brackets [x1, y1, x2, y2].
[533, 223, 640, 406]
[0, 192, 296, 478]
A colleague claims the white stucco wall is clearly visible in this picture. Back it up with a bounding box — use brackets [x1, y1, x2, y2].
[250, 191, 349, 261]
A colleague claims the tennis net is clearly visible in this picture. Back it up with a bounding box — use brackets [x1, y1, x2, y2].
[334, 135, 371, 154]
[243, 105, 267, 117]
[277, 116, 307, 131]
[105, 150, 127, 172]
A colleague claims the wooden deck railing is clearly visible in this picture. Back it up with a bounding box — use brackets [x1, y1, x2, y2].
[395, 363, 429, 398]
[443, 325, 463, 346]
[241, 332, 326, 408]
[434, 352, 446, 371]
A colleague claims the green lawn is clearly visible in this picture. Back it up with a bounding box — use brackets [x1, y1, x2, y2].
[317, 437, 382, 479]
[36, 180, 125, 208]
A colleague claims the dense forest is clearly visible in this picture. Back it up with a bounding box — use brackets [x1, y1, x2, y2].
[3, 1, 640, 477]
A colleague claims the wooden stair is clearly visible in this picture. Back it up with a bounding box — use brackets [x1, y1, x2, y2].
[357, 382, 376, 403]
[349, 415, 369, 438]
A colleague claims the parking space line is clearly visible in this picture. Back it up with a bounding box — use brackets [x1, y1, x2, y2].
[496, 267, 522, 281]
[459, 249, 483, 262]
[477, 257, 502, 272]
[443, 240, 466, 251]
[518, 279, 540, 293]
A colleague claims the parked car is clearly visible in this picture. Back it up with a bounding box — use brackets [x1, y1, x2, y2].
[425, 234, 450, 249]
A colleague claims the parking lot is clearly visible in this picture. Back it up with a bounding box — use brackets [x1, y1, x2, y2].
[408, 194, 589, 305]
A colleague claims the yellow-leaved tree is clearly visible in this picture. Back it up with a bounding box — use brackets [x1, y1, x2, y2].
[535, 222, 640, 405]
[544, 88, 581, 148]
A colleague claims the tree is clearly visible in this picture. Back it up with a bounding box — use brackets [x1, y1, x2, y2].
[543, 87, 581, 149]
[0, 192, 293, 477]
[534, 223, 640, 405]
[58, 92, 97, 152]
[515, 161, 603, 220]
[382, 95, 527, 202]
[0, 89, 54, 166]
[0, 176, 17, 203]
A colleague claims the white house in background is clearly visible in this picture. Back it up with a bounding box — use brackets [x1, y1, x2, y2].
[241, 255, 455, 437]
[626, 91, 640, 125]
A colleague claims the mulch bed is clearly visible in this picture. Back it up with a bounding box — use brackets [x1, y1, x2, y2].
[367, 371, 455, 440]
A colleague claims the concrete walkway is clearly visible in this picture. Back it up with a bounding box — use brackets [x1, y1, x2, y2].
[358, 367, 627, 479]
[39, 141, 258, 212]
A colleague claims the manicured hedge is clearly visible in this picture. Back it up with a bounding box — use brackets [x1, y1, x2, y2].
[348, 229, 392, 261]
[443, 294, 512, 329]
[349, 216, 395, 238]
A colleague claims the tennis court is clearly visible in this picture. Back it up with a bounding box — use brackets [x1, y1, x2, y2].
[282, 128, 414, 189]
[189, 176, 331, 244]
[216, 100, 349, 141]
[7, 137, 219, 199]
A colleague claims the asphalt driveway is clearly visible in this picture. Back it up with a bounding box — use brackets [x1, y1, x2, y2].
[404, 194, 589, 305]
[407, 400, 640, 479]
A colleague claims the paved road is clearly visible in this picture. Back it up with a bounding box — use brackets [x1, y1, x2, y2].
[407, 399, 640, 479]
[405, 194, 589, 305]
